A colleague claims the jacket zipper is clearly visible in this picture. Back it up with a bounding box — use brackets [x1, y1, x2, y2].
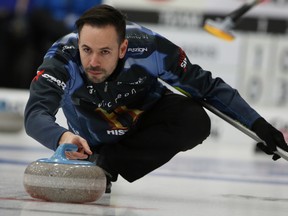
[104, 82, 108, 92]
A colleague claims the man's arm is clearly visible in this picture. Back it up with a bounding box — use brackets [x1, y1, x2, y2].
[24, 58, 70, 151]
[155, 34, 288, 160]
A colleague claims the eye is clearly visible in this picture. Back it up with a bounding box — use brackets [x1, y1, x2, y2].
[100, 49, 111, 55]
[82, 47, 91, 54]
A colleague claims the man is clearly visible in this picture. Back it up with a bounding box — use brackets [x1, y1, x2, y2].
[25, 4, 288, 193]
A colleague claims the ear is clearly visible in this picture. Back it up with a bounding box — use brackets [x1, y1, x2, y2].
[119, 39, 128, 59]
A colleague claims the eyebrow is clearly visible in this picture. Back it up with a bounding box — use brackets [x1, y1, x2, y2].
[100, 47, 112, 50]
[80, 44, 113, 50]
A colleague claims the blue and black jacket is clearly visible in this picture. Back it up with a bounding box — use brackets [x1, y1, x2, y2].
[24, 22, 261, 151]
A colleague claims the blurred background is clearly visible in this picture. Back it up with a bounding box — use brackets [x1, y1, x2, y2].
[0, 0, 102, 89]
[0, 0, 288, 151]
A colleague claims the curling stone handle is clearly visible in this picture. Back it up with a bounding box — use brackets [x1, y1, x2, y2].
[37, 143, 94, 165]
[49, 143, 78, 163]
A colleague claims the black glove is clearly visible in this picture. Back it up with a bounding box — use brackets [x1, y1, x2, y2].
[252, 118, 288, 161]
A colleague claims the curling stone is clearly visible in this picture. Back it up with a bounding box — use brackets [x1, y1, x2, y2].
[23, 144, 106, 203]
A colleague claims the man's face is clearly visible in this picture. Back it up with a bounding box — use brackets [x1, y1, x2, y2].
[78, 24, 128, 83]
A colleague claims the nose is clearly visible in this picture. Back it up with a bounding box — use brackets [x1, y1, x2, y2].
[90, 53, 101, 67]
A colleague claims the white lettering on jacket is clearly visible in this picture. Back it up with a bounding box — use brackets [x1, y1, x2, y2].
[42, 74, 66, 90]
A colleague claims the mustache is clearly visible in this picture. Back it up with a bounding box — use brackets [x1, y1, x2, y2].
[85, 66, 106, 72]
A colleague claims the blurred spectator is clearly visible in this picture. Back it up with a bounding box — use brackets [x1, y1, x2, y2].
[0, 0, 102, 89]
[0, 0, 30, 88]
[31, 0, 102, 30]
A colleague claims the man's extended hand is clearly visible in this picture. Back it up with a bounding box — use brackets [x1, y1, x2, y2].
[252, 118, 288, 160]
[58, 131, 92, 160]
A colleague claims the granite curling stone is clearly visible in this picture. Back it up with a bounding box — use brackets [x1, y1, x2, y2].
[23, 144, 106, 203]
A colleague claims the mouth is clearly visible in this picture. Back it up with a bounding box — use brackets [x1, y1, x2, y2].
[86, 66, 105, 75]
[88, 70, 102, 75]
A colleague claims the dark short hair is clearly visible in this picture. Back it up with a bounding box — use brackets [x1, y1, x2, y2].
[76, 4, 127, 44]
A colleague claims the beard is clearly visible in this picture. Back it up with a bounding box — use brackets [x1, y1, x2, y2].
[85, 66, 108, 83]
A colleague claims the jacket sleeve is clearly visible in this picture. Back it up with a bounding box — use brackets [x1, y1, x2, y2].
[155, 34, 261, 129]
[24, 57, 70, 151]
